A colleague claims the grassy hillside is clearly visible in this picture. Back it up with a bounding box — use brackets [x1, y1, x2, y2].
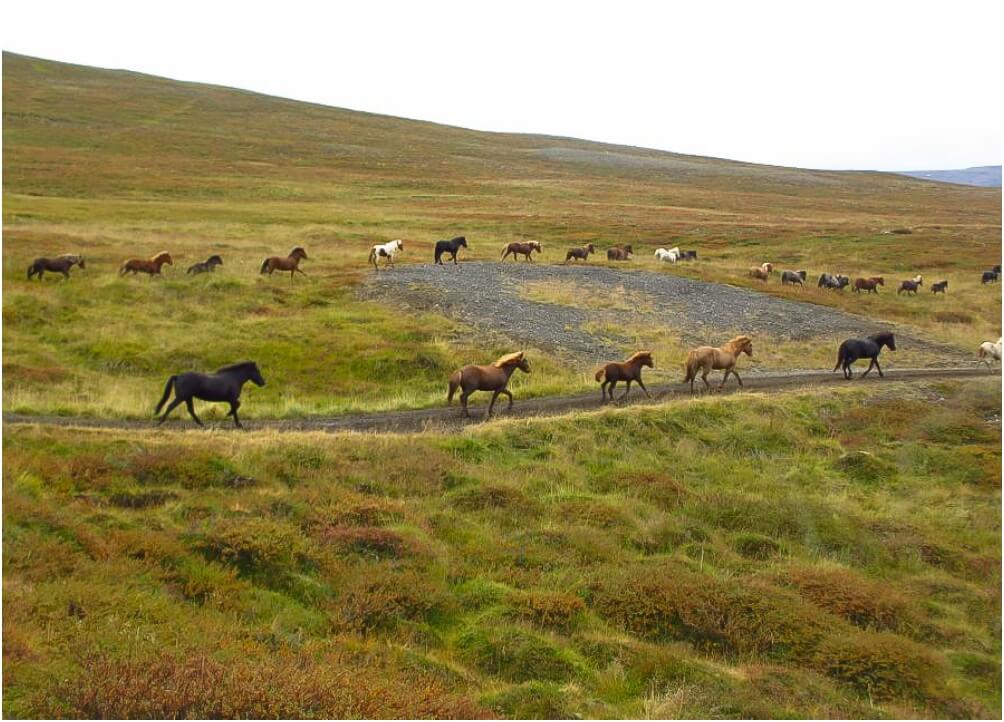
[4, 380, 1000, 717]
[4, 52, 1001, 419]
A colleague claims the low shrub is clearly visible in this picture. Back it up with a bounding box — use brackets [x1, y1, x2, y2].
[455, 624, 581, 683]
[733, 533, 782, 560]
[483, 681, 575, 719]
[506, 590, 586, 631]
[450, 484, 535, 513]
[108, 489, 178, 509]
[331, 568, 445, 633]
[320, 526, 411, 559]
[197, 517, 309, 579]
[784, 565, 918, 633]
[813, 630, 945, 700]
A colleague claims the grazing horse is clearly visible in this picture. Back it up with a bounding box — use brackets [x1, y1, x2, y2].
[607, 245, 633, 261]
[120, 251, 172, 277]
[683, 335, 754, 393]
[818, 273, 849, 290]
[260, 247, 308, 280]
[154, 361, 266, 428]
[447, 351, 531, 419]
[368, 239, 404, 271]
[434, 236, 468, 265]
[833, 332, 896, 379]
[654, 247, 680, 263]
[27, 254, 86, 280]
[897, 279, 922, 295]
[931, 280, 948, 294]
[186, 255, 223, 275]
[781, 270, 807, 286]
[565, 244, 595, 263]
[978, 338, 1002, 371]
[853, 277, 883, 294]
[981, 271, 998, 284]
[596, 351, 654, 402]
[501, 241, 542, 262]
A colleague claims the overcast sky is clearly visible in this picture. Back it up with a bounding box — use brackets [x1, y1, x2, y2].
[3, 0, 1001, 171]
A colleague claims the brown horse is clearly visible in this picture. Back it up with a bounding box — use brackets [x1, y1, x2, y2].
[260, 247, 308, 280]
[565, 244, 595, 263]
[595, 351, 654, 402]
[501, 241, 542, 262]
[607, 244, 633, 261]
[120, 251, 172, 277]
[683, 335, 754, 393]
[447, 351, 531, 419]
[853, 277, 883, 294]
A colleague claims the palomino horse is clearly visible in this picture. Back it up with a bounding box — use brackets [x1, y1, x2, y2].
[607, 245, 633, 261]
[155, 361, 266, 428]
[260, 247, 308, 280]
[853, 277, 883, 294]
[978, 337, 1002, 371]
[368, 239, 404, 271]
[596, 351, 654, 401]
[833, 332, 896, 379]
[434, 236, 468, 265]
[186, 255, 223, 275]
[447, 351, 531, 419]
[565, 244, 595, 263]
[655, 247, 680, 263]
[120, 251, 172, 277]
[683, 335, 754, 393]
[501, 241, 542, 262]
[27, 254, 86, 280]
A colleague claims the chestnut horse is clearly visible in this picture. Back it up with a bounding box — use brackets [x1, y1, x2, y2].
[607, 245, 633, 261]
[447, 351, 531, 419]
[27, 254, 86, 280]
[565, 244, 595, 263]
[595, 351, 654, 402]
[683, 335, 754, 393]
[501, 241, 542, 262]
[853, 277, 884, 294]
[260, 247, 308, 280]
[120, 251, 172, 277]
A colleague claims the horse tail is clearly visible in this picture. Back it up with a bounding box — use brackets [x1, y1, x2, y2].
[682, 352, 697, 383]
[26, 263, 34, 280]
[259, 258, 270, 274]
[154, 375, 177, 415]
[594, 366, 606, 383]
[500, 244, 508, 260]
[119, 261, 129, 276]
[833, 344, 845, 373]
[368, 247, 377, 267]
[447, 369, 463, 405]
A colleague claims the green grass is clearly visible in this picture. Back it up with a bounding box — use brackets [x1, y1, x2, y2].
[3, 380, 1000, 717]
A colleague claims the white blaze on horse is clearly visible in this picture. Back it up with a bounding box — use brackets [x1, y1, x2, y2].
[978, 337, 1002, 371]
[368, 239, 404, 271]
[654, 247, 681, 263]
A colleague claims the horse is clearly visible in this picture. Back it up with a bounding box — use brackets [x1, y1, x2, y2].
[995, 265, 1002, 274]
[818, 273, 849, 290]
[897, 279, 922, 295]
[911, 274, 923, 285]
[981, 271, 998, 284]
[501, 241, 542, 262]
[434, 236, 468, 265]
[781, 270, 807, 286]
[749, 267, 770, 281]
[607, 245, 633, 261]
[654, 247, 680, 263]
[368, 239, 404, 271]
[186, 255, 223, 275]
[447, 351, 531, 419]
[681, 250, 698, 261]
[565, 244, 595, 263]
[260, 247, 308, 280]
[595, 351, 653, 402]
[27, 254, 86, 280]
[931, 280, 948, 294]
[833, 332, 896, 379]
[683, 335, 754, 393]
[154, 361, 266, 428]
[853, 277, 883, 294]
[120, 251, 172, 277]
[978, 338, 1002, 371]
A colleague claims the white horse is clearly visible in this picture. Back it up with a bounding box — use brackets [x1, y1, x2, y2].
[368, 239, 404, 271]
[978, 337, 1002, 370]
[654, 247, 680, 263]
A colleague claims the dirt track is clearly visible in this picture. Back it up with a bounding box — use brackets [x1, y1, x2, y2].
[4, 367, 998, 435]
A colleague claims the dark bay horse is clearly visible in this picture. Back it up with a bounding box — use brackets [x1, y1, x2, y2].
[853, 277, 883, 294]
[435, 236, 468, 265]
[931, 280, 948, 294]
[260, 247, 308, 280]
[155, 361, 266, 428]
[897, 279, 921, 294]
[565, 244, 595, 263]
[187, 255, 223, 275]
[447, 351, 530, 419]
[833, 332, 896, 379]
[982, 271, 999, 284]
[120, 251, 172, 277]
[27, 254, 85, 280]
[500, 241, 542, 262]
[596, 351, 653, 401]
[607, 245, 633, 261]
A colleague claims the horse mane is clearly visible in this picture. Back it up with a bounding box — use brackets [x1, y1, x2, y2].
[868, 331, 894, 343]
[151, 251, 171, 262]
[723, 335, 752, 353]
[215, 360, 257, 374]
[624, 350, 653, 363]
[492, 351, 525, 368]
[290, 246, 307, 257]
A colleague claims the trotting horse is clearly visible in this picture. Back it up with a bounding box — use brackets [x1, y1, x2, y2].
[596, 351, 654, 401]
[154, 361, 266, 428]
[186, 255, 223, 275]
[120, 251, 172, 277]
[434, 236, 468, 265]
[655, 247, 681, 263]
[683, 335, 754, 393]
[447, 351, 531, 419]
[501, 241, 542, 262]
[853, 277, 884, 294]
[27, 254, 86, 280]
[260, 247, 308, 280]
[978, 337, 1002, 371]
[781, 270, 807, 286]
[368, 239, 404, 271]
[833, 332, 896, 379]
[565, 244, 595, 263]
[898, 278, 922, 294]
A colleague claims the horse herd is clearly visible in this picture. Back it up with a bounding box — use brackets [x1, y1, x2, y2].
[747, 262, 999, 297]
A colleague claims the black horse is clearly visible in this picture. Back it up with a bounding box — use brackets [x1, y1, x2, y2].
[27, 254, 86, 280]
[833, 332, 896, 379]
[434, 236, 468, 265]
[154, 361, 266, 428]
[981, 270, 999, 284]
[187, 255, 223, 274]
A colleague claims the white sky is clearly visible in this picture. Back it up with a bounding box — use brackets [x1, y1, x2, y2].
[3, 0, 1001, 171]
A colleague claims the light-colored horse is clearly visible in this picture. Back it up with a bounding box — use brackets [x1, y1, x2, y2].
[368, 239, 404, 271]
[683, 335, 754, 393]
[654, 247, 681, 263]
[978, 337, 1002, 370]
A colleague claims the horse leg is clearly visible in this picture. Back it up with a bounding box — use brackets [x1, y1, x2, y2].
[860, 359, 875, 379]
[608, 380, 618, 399]
[600, 381, 608, 402]
[452, 252, 458, 265]
[460, 392, 471, 418]
[637, 378, 651, 398]
[873, 357, 884, 378]
[228, 400, 243, 428]
[157, 397, 185, 425]
[61, 269, 70, 279]
[487, 390, 501, 418]
[701, 369, 711, 392]
[718, 369, 731, 390]
[619, 380, 632, 399]
[185, 399, 205, 427]
[502, 389, 514, 410]
[731, 369, 743, 388]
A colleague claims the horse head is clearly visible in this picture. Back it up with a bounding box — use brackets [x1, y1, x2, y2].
[530, 241, 542, 252]
[626, 351, 654, 368]
[290, 247, 308, 260]
[73, 256, 86, 269]
[457, 237, 468, 248]
[207, 255, 223, 266]
[249, 362, 267, 387]
[727, 335, 754, 357]
[394, 240, 404, 252]
[153, 251, 173, 265]
[870, 332, 896, 351]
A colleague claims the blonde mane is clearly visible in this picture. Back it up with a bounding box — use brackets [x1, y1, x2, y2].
[492, 351, 525, 368]
[624, 350, 653, 363]
[151, 251, 172, 263]
[723, 335, 752, 354]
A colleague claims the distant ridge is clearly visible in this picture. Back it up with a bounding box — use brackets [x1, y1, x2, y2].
[898, 166, 1001, 188]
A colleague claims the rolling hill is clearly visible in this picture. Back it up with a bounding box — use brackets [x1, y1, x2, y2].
[899, 166, 1002, 188]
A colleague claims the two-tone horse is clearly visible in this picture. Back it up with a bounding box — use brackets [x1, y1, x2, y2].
[368, 239, 404, 271]
[447, 351, 531, 419]
[120, 251, 172, 277]
[500, 241, 542, 262]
